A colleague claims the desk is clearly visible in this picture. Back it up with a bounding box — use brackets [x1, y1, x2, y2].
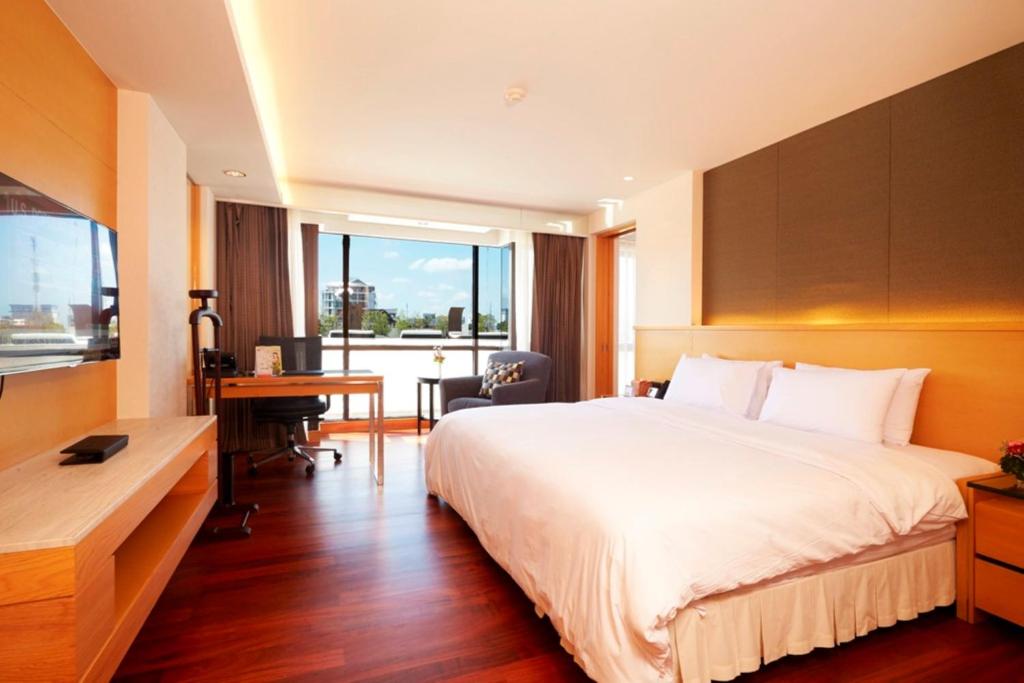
[202, 372, 386, 486]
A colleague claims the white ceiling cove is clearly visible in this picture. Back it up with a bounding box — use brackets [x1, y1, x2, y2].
[49, 0, 1024, 213]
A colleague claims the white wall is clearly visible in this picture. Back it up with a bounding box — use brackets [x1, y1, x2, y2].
[116, 91, 189, 418]
[583, 171, 702, 396]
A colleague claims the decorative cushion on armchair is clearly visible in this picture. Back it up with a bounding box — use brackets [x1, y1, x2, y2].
[479, 360, 525, 397]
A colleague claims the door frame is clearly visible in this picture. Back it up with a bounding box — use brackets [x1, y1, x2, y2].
[594, 224, 636, 397]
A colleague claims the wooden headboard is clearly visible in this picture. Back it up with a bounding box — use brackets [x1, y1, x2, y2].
[636, 324, 1024, 461]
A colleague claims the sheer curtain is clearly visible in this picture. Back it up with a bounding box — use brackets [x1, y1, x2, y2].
[285, 210, 305, 336]
[511, 229, 533, 351]
[615, 233, 637, 396]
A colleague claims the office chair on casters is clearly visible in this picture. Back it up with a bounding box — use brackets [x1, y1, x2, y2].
[247, 336, 340, 477]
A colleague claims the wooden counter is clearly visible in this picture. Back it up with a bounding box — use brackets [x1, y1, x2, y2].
[0, 416, 217, 682]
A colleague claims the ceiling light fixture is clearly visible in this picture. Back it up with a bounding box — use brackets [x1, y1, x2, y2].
[346, 213, 493, 234]
[223, 169, 247, 178]
[623, 176, 635, 182]
[226, 0, 291, 204]
[597, 198, 624, 228]
[546, 221, 573, 234]
[504, 86, 527, 105]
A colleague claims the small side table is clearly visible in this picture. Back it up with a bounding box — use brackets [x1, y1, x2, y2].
[965, 474, 1024, 626]
[417, 376, 441, 435]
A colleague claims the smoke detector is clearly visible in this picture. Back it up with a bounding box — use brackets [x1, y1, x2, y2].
[504, 86, 527, 105]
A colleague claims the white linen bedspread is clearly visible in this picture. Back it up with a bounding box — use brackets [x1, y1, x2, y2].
[424, 398, 968, 683]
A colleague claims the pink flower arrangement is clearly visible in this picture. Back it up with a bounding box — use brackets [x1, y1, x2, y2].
[1000, 440, 1024, 481]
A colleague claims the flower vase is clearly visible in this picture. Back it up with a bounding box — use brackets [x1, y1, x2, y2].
[436, 362, 443, 379]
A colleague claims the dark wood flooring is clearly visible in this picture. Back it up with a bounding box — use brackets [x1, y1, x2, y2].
[115, 432, 1024, 682]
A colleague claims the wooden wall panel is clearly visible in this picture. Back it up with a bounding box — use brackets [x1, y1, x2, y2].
[702, 147, 778, 324]
[0, 0, 118, 472]
[0, 0, 117, 172]
[777, 101, 891, 323]
[637, 324, 1024, 462]
[890, 43, 1024, 322]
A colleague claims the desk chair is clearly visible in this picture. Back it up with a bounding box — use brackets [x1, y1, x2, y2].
[247, 336, 340, 477]
[447, 306, 464, 337]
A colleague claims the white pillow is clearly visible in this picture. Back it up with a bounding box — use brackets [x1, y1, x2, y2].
[795, 363, 931, 446]
[702, 354, 783, 419]
[759, 367, 902, 443]
[664, 355, 763, 418]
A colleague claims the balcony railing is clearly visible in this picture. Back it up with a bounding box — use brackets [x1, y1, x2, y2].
[321, 336, 510, 419]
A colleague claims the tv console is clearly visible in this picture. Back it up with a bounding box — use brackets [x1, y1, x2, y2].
[0, 415, 217, 681]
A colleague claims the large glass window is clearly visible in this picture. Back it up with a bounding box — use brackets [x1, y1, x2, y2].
[476, 244, 512, 369]
[317, 232, 513, 418]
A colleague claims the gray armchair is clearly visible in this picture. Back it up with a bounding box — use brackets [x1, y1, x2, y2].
[440, 351, 552, 415]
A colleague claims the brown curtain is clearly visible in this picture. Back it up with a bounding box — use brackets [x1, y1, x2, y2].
[301, 223, 319, 336]
[216, 201, 293, 452]
[531, 233, 585, 402]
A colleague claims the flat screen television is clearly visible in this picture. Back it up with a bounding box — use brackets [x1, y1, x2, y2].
[0, 171, 119, 376]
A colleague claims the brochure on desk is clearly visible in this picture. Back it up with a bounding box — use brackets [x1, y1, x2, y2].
[254, 345, 282, 376]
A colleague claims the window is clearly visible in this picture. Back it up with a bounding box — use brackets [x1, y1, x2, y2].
[317, 232, 513, 418]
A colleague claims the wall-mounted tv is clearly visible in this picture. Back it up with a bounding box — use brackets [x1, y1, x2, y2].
[0, 172, 119, 376]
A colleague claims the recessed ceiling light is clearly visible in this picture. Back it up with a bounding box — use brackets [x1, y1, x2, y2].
[623, 176, 635, 182]
[504, 86, 527, 105]
[223, 169, 247, 178]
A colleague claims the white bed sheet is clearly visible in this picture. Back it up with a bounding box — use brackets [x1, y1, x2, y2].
[425, 398, 971, 682]
[892, 442, 1000, 480]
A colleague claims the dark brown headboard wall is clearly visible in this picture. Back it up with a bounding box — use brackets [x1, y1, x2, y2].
[703, 42, 1024, 325]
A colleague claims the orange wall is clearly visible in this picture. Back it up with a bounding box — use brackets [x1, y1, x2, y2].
[0, 0, 118, 470]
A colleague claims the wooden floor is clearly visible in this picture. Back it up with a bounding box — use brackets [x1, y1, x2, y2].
[115, 432, 1024, 683]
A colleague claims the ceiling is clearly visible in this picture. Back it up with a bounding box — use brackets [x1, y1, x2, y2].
[49, 0, 1024, 214]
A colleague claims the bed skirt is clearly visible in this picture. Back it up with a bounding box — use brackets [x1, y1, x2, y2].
[669, 540, 955, 683]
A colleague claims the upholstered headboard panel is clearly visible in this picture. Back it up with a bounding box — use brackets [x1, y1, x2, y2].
[701, 43, 1024, 326]
[636, 324, 1024, 461]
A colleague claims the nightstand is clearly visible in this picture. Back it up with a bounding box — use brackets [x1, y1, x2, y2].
[967, 474, 1024, 626]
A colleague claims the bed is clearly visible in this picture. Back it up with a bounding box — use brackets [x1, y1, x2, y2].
[424, 397, 999, 682]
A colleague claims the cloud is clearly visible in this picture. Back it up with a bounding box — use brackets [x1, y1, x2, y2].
[377, 292, 396, 303]
[383, 250, 400, 259]
[417, 289, 439, 299]
[392, 276, 411, 284]
[410, 257, 472, 272]
[436, 283, 455, 291]
[452, 291, 470, 301]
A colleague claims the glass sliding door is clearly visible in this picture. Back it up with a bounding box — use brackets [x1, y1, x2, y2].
[614, 232, 637, 396]
[315, 231, 513, 419]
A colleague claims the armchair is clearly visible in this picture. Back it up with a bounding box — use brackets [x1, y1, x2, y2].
[440, 351, 552, 415]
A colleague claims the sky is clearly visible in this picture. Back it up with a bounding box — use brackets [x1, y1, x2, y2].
[318, 234, 509, 319]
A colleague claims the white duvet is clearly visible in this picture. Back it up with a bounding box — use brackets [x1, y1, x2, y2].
[424, 398, 968, 682]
